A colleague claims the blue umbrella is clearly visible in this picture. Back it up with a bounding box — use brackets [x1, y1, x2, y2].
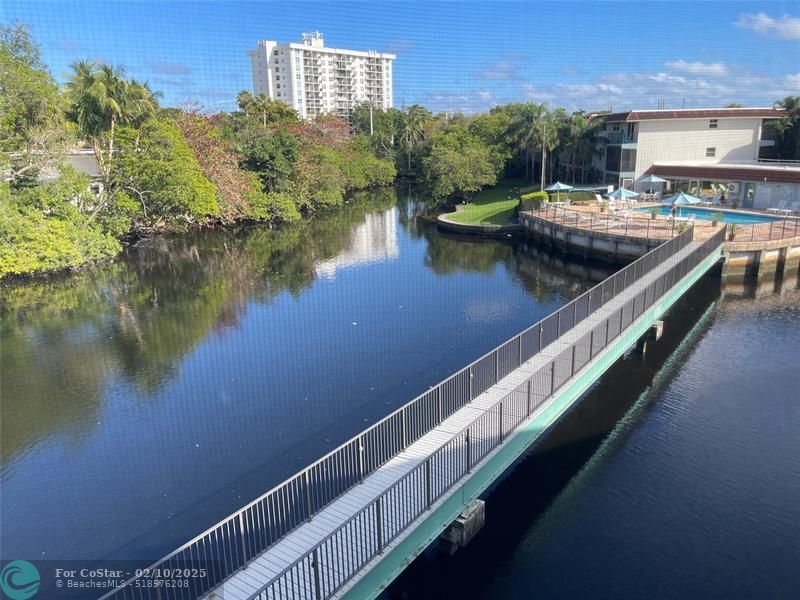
[639, 174, 667, 184]
[605, 187, 639, 200]
[639, 174, 667, 194]
[545, 181, 574, 202]
[663, 191, 702, 206]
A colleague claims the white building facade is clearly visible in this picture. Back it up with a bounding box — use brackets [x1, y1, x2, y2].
[591, 108, 800, 210]
[247, 32, 395, 120]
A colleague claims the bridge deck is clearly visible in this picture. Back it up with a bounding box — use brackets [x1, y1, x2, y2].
[208, 239, 707, 600]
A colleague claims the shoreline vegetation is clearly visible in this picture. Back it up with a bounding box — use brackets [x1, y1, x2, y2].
[3, 23, 800, 280]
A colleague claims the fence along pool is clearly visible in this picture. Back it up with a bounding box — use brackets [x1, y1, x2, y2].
[101, 226, 710, 600]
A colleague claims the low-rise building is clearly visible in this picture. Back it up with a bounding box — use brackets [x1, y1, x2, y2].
[591, 108, 800, 211]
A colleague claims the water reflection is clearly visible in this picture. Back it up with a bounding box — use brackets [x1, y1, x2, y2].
[1, 185, 614, 580]
[390, 268, 800, 600]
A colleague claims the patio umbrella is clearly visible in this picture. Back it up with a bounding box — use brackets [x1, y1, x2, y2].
[545, 181, 574, 202]
[605, 187, 639, 200]
[663, 191, 702, 217]
[639, 174, 667, 194]
[663, 191, 702, 205]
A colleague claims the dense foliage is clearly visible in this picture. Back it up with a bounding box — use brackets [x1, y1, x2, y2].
[1, 25, 395, 278]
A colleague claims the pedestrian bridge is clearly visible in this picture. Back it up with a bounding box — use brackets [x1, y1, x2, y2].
[103, 226, 726, 600]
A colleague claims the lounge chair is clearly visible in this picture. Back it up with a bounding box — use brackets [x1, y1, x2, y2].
[595, 194, 605, 204]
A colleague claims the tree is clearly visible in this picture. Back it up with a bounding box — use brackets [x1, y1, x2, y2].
[772, 96, 800, 160]
[0, 22, 70, 185]
[509, 102, 547, 184]
[236, 91, 298, 127]
[421, 127, 496, 203]
[534, 112, 559, 190]
[399, 104, 432, 171]
[175, 109, 264, 222]
[66, 60, 160, 215]
[559, 112, 601, 183]
[351, 103, 401, 160]
[236, 124, 299, 191]
[112, 118, 218, 229]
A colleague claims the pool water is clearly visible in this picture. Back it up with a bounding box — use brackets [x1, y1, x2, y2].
[635, 206, 780, 224]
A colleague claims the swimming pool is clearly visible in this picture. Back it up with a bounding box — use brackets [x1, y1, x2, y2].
[634, 206, 781, 224]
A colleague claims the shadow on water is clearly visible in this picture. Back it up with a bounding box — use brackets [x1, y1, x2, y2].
[386, 267, 728, 599]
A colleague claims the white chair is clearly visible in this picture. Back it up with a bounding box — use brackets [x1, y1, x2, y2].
[595, 194, 605, 204]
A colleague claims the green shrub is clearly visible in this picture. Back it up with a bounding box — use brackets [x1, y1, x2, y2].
[246, 191, 301, 224]
[520, 190, 549, 210]
[567, 191, 595, 202]
[0, 201, 120, 279]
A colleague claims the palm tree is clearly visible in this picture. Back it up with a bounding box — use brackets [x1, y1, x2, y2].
[509, 102, 546, 184]
[773, 96, 800, 160]
[534, 112, 559, 191]
[66, 61, 159, 209]
[561, 112, 602, 183]
[400, 104, 431, 171]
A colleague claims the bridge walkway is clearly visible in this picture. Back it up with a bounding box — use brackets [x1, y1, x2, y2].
[210, 230, 722, 600]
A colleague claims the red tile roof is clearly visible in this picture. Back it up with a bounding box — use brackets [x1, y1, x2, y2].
[602, 108, 786, 122]
[647, 164, 800, 184]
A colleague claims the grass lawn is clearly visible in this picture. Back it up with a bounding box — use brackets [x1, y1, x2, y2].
[448, 179, 525, 225]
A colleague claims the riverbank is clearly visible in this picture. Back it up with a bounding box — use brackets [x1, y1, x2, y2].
[0, 183, 397, 282]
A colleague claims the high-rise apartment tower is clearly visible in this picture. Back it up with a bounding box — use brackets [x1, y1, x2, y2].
[247, 32, 395, 120]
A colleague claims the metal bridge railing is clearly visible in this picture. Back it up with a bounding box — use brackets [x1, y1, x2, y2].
[101, 226, 711, 600]
[250, 225, 727, 600]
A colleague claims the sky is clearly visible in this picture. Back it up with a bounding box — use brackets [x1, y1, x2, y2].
[2, 1, 799, 114]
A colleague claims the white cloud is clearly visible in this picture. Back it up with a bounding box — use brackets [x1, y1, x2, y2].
[666, 60, 728, 76]
[785, 73, 800, 88]
[478, 60, 518, 81]
[735, 12, 800, 40]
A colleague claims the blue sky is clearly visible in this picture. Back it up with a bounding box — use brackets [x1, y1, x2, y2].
[3, 1, 799, 113]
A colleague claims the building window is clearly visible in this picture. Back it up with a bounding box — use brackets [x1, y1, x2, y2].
[709, 119, 718, 129]
[706, 147, 716, 157]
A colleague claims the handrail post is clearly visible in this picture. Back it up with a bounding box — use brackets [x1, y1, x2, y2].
[238, 512, 248, 567]
[518, 335, 523, 367]
[539, 323, 544, 351]
[465, 428, 471, 473]
[401, 408, 407, 450]
[589, 330, 595, 359]
[358, 436, 365, 483]
[499, 402, 504, 443]
[425, 458, 432, 509]
[570, 344, 576, 376]
[469, 366, 473, 400]
[605, 318, 610, 345]
[550, 360, 556, 394]
[312, 548, 322, 600]
[495, 350, 499, 382]
[375, 498, 384, 554]
[304, 470, 313, 521]
[437, 386, 442, 423]
[526, 378, 532, 415]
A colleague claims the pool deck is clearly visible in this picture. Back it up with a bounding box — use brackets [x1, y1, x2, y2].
[520, 203, 800, 278]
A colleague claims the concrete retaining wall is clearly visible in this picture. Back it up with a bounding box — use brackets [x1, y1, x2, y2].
[519, 212, 662, 264]
[723, 235, 800, 277]
[436, 213, 523, 237]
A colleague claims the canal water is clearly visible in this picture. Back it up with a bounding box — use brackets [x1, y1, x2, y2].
[3, 186, 798, 599]
[389, 270, 800, 599]
[0, 187, 608, 584]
